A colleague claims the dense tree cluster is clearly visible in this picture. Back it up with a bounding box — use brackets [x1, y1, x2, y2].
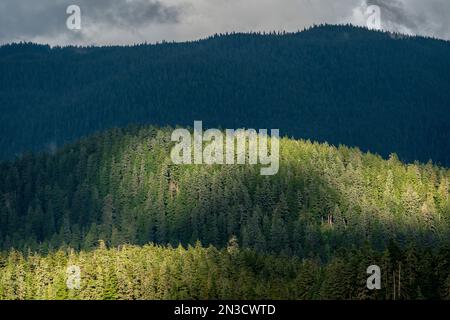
[0, 126, 448, 260]
[1, 25, 449, 165]
[0, 242, 449, 300]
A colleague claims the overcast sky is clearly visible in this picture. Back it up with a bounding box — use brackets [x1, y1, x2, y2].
[0, 0, 449, 46]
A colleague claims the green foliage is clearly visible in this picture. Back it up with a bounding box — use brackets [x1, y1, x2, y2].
[0, 243, 448, 300]
[0, 126, 448, 258]
[0, 125, 448, 300]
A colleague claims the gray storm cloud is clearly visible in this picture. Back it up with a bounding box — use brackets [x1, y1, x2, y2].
[82, 0, 182, 26]
[350, 0, 450, 37]
[0, 0, 183, 45]
[369, 0, 421, 32]
[0, 0, 448, 45]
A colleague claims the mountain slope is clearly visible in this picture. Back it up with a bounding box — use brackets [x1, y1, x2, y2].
[0, 125, 449, 300]
[1, 25, 449, 164]
[0, 125, 448, 255]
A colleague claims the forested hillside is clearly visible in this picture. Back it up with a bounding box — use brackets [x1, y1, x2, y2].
[0, 125, 449, 299]
[1, 25, 449, 165]
[0, 126, 448, 255]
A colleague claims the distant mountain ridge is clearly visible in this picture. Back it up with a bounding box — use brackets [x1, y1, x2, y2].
[1, 25, 449, 164]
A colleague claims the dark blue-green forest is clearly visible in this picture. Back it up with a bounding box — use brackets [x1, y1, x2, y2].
[1, 25, 449, 165]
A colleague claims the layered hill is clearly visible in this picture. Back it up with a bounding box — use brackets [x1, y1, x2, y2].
[0, 125, 449, 299]
[1, 25, 449, 165]
[0, 126, 448, 254]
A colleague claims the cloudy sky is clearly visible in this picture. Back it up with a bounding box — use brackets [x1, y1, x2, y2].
[0, 0, 449, 46]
